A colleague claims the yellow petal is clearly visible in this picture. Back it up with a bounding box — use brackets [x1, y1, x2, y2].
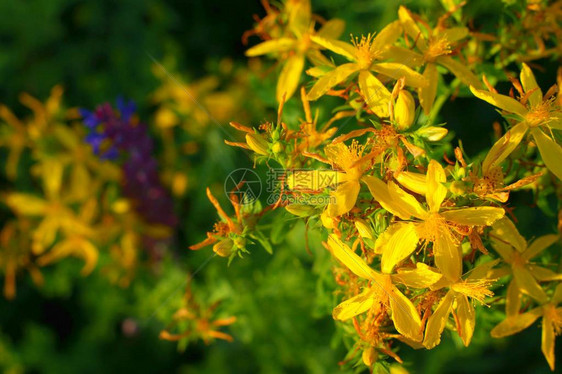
[520, 63, 542, 107]
[439, 27, 468, 43]
[388, 181, 427, 219]
[358, 70, 391, 117]
[506, 280, 522, 316]
[380, 46, 423, 67]
[392, 262, 441, 288]
[333, 289, 374, 320]
[470, 86, 528, 117]
[381, 223, 419, 273]
[316, 19, 345, 39]
[434, 228, 462, 281]
[286, 0, 310, 36]
[309, 35, 356, 61]
[398, 6, 426, 48]
[531, 128, 562, 180]
[327, 180, 360, 217]
[423, 290, 454, 349]
[528, 265, 562, 282]
[395, 171, 426, 195]
[42, 160, 63, 199]
[426, 160, 447, 213]
[307, 63, 358, 101]
[327, 234, 377, 280]
[542, 314, 556, 371]
[363, 176, 413, 220]
[389, 285, 423, 341]
[245, 38, 297, 56]
[375, 222, 407, 255]
[371, 62, 427, 88]
[5, 193, 47, 215]
[490, 307, 542, 338]
[276, 54, 305, 103]
[371, 20, 402, 53]
[437, 56, 482, 88]
[482, 121, 528, 174]
[466, 259, 500, 280]
[455, 294, 475, 347]
[418, 63, 439, 115]
[440, 206, 505, 226]
[491, 217, 527, 253]
[513, 265, 548, 304]
[524, 234, 559, 261]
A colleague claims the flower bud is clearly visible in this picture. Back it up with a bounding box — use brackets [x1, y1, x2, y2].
[355, 219, 374, 239]
[246, 133, 269, 155]
[395, 90, 415, 130]
[213, 239, 235, 257]
[417, 126, 448, 141]
[362, 347, 378, 367]
[271, 141, 284, 154]
[449, 180, 467, 195]
[285, 204, 315, 217]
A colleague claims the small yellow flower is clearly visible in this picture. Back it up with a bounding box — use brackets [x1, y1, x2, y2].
[471, 63, 562, 179]
[398, 6, 482, 114]
[364, 160, 504, 279]
[246, 0, 345, 102]
[423, 259, 498, 348]
[327, 235, 424, 342]
[491, 284, 562, 371]
[306, 21, 427, 117]
[490, 217, 562, 306]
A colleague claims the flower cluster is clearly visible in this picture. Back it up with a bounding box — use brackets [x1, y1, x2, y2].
[192, 0, 562, 371]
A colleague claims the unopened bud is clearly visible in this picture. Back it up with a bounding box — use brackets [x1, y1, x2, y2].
[271, 141, 284, 154]
[395, 90, 415, 130]
[213, 239, 235, 257]
[246, 133, 269, 155]
[362, 346, 378, 367]
[450, 181, 467, 195]
[417, 126, 448, 141]
[285, 204, 315, 217]
[355, 219, 374, 239]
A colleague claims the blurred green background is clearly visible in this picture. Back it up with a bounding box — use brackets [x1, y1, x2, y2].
[0, 0, 560, 373]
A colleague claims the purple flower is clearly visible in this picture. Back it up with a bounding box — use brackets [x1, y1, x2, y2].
[80, 100, 177, 229]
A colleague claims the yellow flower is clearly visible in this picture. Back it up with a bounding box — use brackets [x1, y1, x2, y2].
[0, 86, 65, 180]
[471, 63, 562, 179]
[423, 260, 498, 348]
[4, 159, 95, 256]
[491, 283, 562, 371]
[287, 140, 370, 218]
[398, 6, 482, 114]
[490, 217, 562, 306]
[160, 282, 237, 344]
[246, 0, 345, 102]
[364, 160, 504, 279]
[306, 21, 427, 117]
[327, 235, 424, 342]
